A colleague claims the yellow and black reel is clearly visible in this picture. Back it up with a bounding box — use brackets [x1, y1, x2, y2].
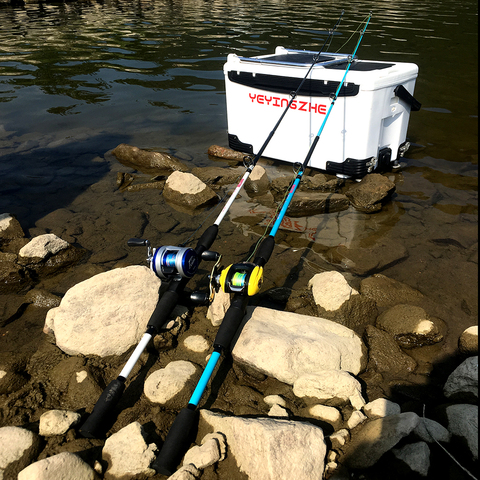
[218, 262, 263, 296]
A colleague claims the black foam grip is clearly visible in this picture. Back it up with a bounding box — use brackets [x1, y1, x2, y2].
[214, 295, 249, 350]
[152, 407, 198, 476]
[253, 235, 275, 266]
[147, 282, 185, 332]
[195, 224, 218, 253]
[79, 378, 126, 438]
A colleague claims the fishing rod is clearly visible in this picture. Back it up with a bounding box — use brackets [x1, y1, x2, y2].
[78, 11, 346, 440]
[151, 12, 372, 475]
[79, 10, 344, 438]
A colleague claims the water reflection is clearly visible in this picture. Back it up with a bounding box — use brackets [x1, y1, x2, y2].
[0, 0, 477, 321]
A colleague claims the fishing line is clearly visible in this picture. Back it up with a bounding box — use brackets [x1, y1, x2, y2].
[335, 13, 371, 53]
[245, 164, 302, 263]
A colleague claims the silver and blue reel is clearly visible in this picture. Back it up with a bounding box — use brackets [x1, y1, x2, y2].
[150, 245, 199, 280]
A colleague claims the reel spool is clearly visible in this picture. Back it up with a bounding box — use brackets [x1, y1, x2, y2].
[218, 262, 263, 296]
[150, 246, 199, 280]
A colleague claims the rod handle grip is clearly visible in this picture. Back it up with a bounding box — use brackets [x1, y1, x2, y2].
[214, 295, 248, 350]
[152, 407, 197, 476]
[79, 378, 125, 438]
[253, 235, 275, 266]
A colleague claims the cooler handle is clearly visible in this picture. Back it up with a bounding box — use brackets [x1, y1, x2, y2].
[394, 85, 421, 112]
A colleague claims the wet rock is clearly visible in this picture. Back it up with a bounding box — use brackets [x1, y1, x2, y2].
[360, 274, 424, 308]
[199, 409, 327, 480]
[308, 271, 359, 312]
[0, 252, 31, 295]
[284, 192, 349, 217]
[293, 370, 365, 410]
[39, 410, 81, 436]
[363, 398, 401, 419]
[144, 360, 199, 408]
[376, 304, 444, 348]
[111, 143, 188, 174]
[308, 404, 343, 430]
[207, 144, 245, 162]
[24, 288, 61, 308]
[0, 358, 29, 395]
[270, 174, 338, 197]
[45, 266, 161, 356]
[17, 234, 86, 278]
[327, 237, 408, 276]
[183, 335, 210, 353]
[0, 292, 26, 326]
[341, 412, 420, 469]
[0, 426, 41, 480]
[413, 417, 451, 444]
[445, 404, 478, 461]
[443, 356, 478, 401]
[332, 294, 378, 336]
[231, 306, 367, 386]
[191, 166, 244, 189]
[459, 326, 478, 355]
[345, 173, 396, 213]
[392, 441, 430, 477]
[364, 325, 417, 376]
[244, 165, 270, 197]
[102, 422, 157, 479]
[18, 233, 68, 259]
[163, 171, 219, 210]
[0, 213, 25, 245]
[66, 367, 104, 410]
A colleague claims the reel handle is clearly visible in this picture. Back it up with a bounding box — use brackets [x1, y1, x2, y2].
[127, 238, 150, 247]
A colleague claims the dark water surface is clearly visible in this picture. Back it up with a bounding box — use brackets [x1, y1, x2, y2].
[0, 0, 478, 439]
[1, 2, 477, 335]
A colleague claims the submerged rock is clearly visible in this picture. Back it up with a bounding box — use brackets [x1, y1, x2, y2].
[376, 304, 444, 348]
[207, 144, 245, 162]
[345, 173, 396, 213]
[112, 143, 188, 174]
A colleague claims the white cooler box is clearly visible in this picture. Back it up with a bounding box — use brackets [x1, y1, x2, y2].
[224, 47, 420, 178]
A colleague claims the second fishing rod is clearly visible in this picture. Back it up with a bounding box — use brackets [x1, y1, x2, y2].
[151, 12, 372, 475]
[78, 12, 345, 439]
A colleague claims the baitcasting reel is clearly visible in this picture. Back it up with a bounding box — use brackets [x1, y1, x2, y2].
[215, 262, 264, 297]
[127, 238, 218, 281]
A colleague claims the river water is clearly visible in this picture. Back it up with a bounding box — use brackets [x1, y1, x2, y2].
[0, 0, 478, 461]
